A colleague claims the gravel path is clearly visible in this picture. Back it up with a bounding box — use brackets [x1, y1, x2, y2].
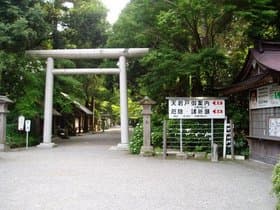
[0, 127, 276, 210]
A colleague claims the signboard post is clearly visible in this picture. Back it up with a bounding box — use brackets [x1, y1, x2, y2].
[179, 119, 183, 153]
[25, 120, 31, 149]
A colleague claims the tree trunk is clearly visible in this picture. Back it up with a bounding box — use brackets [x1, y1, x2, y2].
[191, 71, 203, 97]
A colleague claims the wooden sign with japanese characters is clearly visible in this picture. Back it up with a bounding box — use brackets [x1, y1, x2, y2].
[167, 97, 225, 119]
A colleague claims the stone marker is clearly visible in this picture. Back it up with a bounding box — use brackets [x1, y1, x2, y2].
[211, 143, 218, 162]
[139, 96, 156, 156]
[0, 96, 13, 151]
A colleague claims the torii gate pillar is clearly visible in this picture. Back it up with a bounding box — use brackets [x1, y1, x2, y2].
[38, 57, 56, 148]
[117, 55, 129, 149]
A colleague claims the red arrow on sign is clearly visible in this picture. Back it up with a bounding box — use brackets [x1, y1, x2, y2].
[213, 101, 223, 105]
[213, 109, 223, 114]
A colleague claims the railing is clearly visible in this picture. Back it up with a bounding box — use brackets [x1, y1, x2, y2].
[162, 119, 234, 159]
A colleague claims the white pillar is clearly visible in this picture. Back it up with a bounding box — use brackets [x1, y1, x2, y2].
[38, 57, 56, 148]
[117, 56, 129, 150]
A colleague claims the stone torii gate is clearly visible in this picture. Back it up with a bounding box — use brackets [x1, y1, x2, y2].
[27, 48, 149, 149]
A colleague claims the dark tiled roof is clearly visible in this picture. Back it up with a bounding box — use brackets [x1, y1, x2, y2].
[221, 73, 273, 95]
[252, 49, 280, 72]
[221, 41, 280, 95]
[61, 92, 92, 115]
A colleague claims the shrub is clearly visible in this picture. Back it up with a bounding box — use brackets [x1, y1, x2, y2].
[226, 101, 249, 156]
[6, 123, 39, 148]
[151, 114, 164, 149]
[151, 125, 163, 148]
[129, 122, 163, 154]
[234, 132, 249, 157]
[273, 162, 280, 209]
[129, 123, 143, 154]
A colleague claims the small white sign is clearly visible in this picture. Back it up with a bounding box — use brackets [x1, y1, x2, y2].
[18, 115, 25, 131]
[25, 120, 31, 132]
[167, 97, 225, 119]
[269, 118, 280, 137]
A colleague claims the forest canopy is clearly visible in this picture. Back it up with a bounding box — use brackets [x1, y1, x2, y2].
[0, 0, 280, 127]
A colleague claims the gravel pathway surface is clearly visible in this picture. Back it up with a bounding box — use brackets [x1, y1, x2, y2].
[0, 127, 276, 210]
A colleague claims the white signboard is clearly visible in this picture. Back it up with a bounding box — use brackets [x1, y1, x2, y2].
[167, 97, 225, 119]
[250, 83, 280, 109]
[25, 120, 31, 132]
[269, 118, 280, 137]
[18, 115, 25, 131]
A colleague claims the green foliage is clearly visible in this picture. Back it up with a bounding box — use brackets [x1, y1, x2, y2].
[226, 97, 249, 156]
[182, 121, 212, 153]
[6, 124, 39, 148]
[140, 48, 184, 102]
[1, 0, 280, 142]
[233, 0, 278, 40]
[62, 0, 108, 48]
[234, 133, 249, 157]
[227, 101, 249, 131]
[107, 0, 168, 48]
[128, 97, 142, 120]
[108, 0, 280, 113]
[48, 0, 111, 131]
[150, 114, 164, 148]
[109, 0, 249, 115]
[14, 61, 45, 118]
[0, 1, 50, 51]
[140, 47, 229, 112]
[273, 162, 280, 209]
[0, 53, 45, 119]
[111, 92, 142, 125]
[0, 0, 51, 121]
[129, 119, 162, 155]
[129, 123, 143, 154]
[151, 126, 163, 148]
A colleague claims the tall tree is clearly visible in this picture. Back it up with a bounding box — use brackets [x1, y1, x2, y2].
[0, 0, 51, 119]
[106, 0, 280, 114]
[0, 0, 50, 51]
[48, 0, 111, 130]
[62, 0, 108, 48]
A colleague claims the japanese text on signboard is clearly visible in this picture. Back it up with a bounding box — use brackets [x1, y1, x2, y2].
[168, 98, 225, 119]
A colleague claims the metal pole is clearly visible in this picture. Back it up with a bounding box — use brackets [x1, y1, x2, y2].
[230, 120, 235, 159]
[163, 120, 167, 159]
[210, 118, 214, 157]
[26, 131, 29, 149]
[223, 117, 227, 159]
[118, 56, 129, 150]
[211, 118, 214, 147]
[180, 119, 183, 153]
